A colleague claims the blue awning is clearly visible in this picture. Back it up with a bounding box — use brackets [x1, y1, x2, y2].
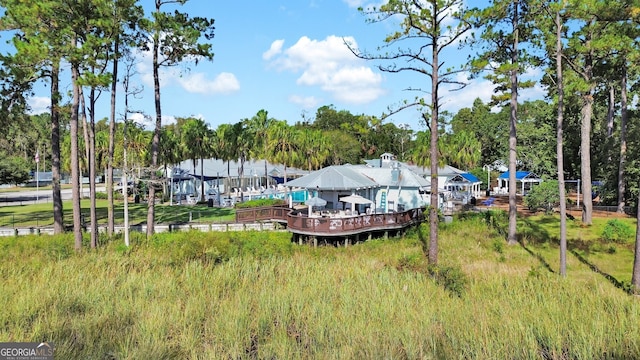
[461, 173, 480, 182]
[448, 173, 481, 183]
[498, 171, 535, 180]
[188, 174, 222, 181]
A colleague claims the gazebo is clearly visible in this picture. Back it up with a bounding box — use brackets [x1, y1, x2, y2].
[444, 173, 482, 198]
[497, 171, 542, 195]
[284, 165, 379, 211]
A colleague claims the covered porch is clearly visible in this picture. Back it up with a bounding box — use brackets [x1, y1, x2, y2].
[496, 171, 543, 195]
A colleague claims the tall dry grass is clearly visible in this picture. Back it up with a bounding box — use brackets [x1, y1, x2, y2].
[1, 216, 639, 359]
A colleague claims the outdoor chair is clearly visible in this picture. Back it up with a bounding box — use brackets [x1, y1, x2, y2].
[481, 197, 495, 206]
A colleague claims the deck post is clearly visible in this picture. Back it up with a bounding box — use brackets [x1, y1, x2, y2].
[313, 236, 317, 247]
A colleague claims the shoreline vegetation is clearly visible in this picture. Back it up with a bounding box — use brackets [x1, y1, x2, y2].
[2, 212, 639, 358]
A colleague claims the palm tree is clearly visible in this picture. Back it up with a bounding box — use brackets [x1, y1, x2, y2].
[233, 121, 253, 195]
[159, 126, 182, 201]
[266, 121, 300, 183]
[95, 130, 109, 179]
[180, 118, 212, 201]
[125, 122, 151, 180]
[245, 110, 274, 187]
[411, 130, 446, 170]
[215, 123, 237, 195]
[441, 131, 481, 169]
[298, 127, 329, 171]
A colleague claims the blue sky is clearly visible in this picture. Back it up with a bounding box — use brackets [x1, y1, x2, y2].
[25, 0, 545, 132]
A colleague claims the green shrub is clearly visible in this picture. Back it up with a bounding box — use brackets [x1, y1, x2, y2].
[589, 242, 603, 253]
[492, 239, 504, 254]
[396, 252, 426, 272]
[427, 264, 468, 298]
[95, 191, 123, 200]
[484, 210, 508, 237]
[235, 198, 286, 209]
[600, 219, 634, 244]
[524, 180, 561, 213]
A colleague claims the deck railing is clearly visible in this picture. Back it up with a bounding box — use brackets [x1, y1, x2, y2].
[235, 205, 426, 236]
[287, 207, 426, 236]
[235, 206, 291, 223]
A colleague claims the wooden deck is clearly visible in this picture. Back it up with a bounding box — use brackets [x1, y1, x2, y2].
[236, 205, 426, 240]
[235, 205, 291, 223]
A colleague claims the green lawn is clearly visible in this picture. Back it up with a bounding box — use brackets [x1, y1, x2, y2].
[0, 199, 235, 227]
[516, 213, 637, 284]
[0, 184, 74, 193]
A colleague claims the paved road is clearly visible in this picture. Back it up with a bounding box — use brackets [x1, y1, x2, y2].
[0, 186, 108, 206]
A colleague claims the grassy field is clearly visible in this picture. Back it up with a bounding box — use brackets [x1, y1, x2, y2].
[0, 199, 236, 227]
[0, 184, 73, 193]
[1, 211, 639, 359]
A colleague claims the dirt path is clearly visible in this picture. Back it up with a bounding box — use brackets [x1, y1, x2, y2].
[479, 194, 631, 219]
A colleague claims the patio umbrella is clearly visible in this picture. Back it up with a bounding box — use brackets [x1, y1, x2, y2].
[340, 194, 373, 213]
[306, 196, 327, 216]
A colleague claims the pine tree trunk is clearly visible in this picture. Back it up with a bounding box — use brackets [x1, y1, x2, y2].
[617, 64, 628, 213]
[580, 92, 593, 225]
[556, 8, 567, 277]
[428, 11, 439, 265]
[632, 184, 640, 293]
[147, 24, 161, 238]
[507, 0, 519, 245]
[606, 85, 615, 137]
[50, 60, 64, 234]
[89, 87, 98, 248]
[71, 58, 83, 250]
[580, 29, 594, 225]
[107, 38, 119, 236]
[80, 87, 97, 248]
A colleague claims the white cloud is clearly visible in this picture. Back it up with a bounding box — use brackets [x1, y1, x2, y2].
[128, 112, 149, 127]
[129, 112, 176, 129]
[134, 46, 238, 95]
[266, 35, 384, 105]
[289, 95, 321, 109]
[519, 82, 546, 102]
[163, 115, 177, 126]
[262, 39, 284, 60]
[319, 66, 385, 104]
[438, 69, 547, 114]
[440, 73, 498, 113]
[523, 65, 543, 78]
[177, 72, 240, 95]
[27, 96, 50, 115]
